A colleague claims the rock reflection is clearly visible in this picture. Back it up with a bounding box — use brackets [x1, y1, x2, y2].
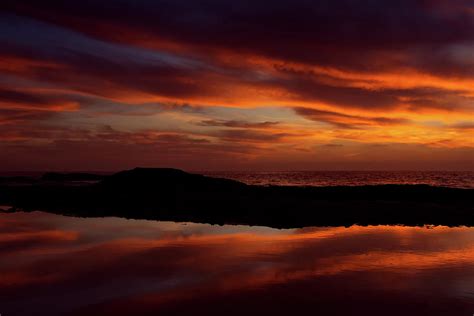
[1, 212, 474, 315]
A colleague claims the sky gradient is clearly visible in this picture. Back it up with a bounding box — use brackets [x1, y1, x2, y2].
[0, 0, 473, 171]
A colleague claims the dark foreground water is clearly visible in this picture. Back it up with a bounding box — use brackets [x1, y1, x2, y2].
[205, 171, 474, 188]
[2, 212, 474, 315]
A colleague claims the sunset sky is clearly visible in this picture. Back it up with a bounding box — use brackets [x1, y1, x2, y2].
[0, 0, 473, 171]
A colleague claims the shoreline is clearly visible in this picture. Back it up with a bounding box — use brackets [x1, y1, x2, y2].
[0, 168, 473, 229]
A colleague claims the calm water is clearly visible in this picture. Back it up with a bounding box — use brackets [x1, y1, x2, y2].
[205, 171, 474, 188]
[2, 212, 474, 315]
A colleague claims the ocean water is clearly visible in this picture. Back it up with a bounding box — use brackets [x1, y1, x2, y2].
[1, 211, 474, 315]
[204, 171, 474, 189]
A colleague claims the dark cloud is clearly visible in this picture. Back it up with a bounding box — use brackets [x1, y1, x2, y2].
[321, 143, 344, 148]
[0, 109, 56, 125]
[1, 12, 472, 114]
[0, 87, 82, 111]
[272, 67, 474, 111]
[449, 122, 474, 130]
[0, 87, 85, 127]
[217, 129, 292, 142]
[0, 88, 53, 106]
[3, 0, 474, 75]
[270, 70, 399, 109]
[0, 15, 227, 102]
[293, 107, 411, 129]
[197, 120, 279, 129]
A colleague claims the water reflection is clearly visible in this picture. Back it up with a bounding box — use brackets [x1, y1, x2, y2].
[1, 212, 474, 315]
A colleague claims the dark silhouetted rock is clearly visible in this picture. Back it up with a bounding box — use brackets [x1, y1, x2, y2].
[100, 168, 245, 191]
[0, 168, 473, 228]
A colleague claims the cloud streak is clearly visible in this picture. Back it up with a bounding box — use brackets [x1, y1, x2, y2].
[293, 107, 411, 129]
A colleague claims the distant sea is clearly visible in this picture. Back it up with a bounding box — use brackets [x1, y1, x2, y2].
[203, 171, 474, 189]
[1, 170, 473, 189]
